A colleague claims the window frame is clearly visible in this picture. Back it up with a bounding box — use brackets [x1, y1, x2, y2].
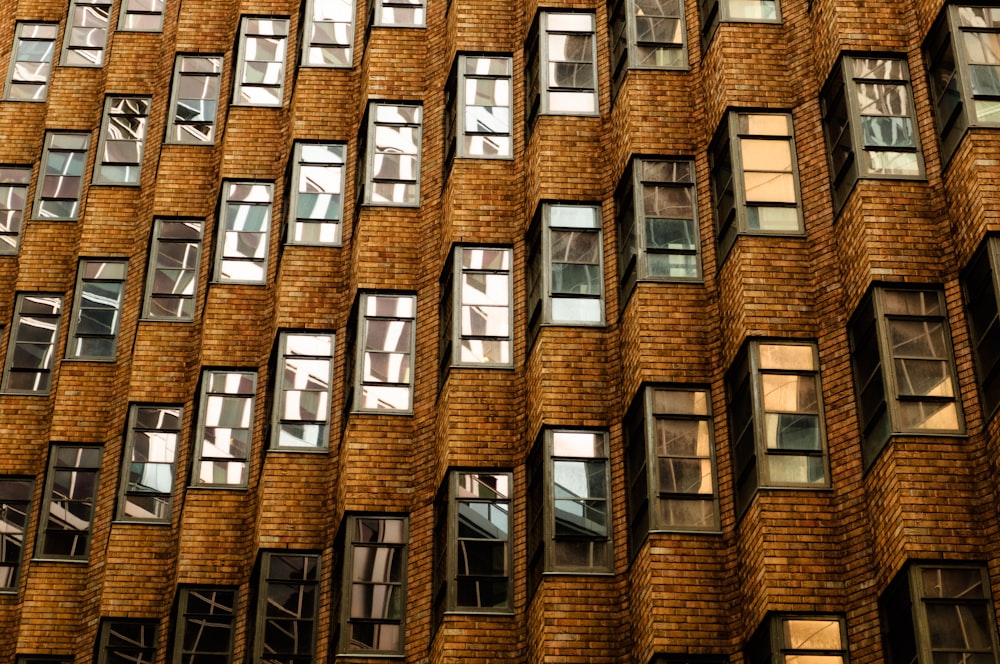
[963, 234, 1000, 420]
[746, 614, 848, 664]
[191, 369, 258, 489]
[269, 331, 335, 451]
[286, 142, 347, 246]
[142, 218, 204, 321]
[165, 54, 224, 146]
[348, 291, 417, 415]
[65, 258, 128, 361]
[254, 551, 320, 662]
[232, 16, 290, 108]
[61, 0, 113, 67]
[212, 181, 274, 285]
[445, 54, 514, 166]
[115, 404, 182, 523]
[302, 0, 356, 67]
[172, 586, 237, 664]
[609, 0, 688, 97]
[369, 0, 426, 28]
[4, 22, 58, 102]
[526, 11, 600, 127]
[0, 166, 33, 254]
[0, 477, 34, 592]
[2, 293, 64, 395]
[118, 0, 165, 32]
[32, 131, 91, 221]
[359, 102, 423, 207]
[698, 0, 782, 50]
[35, 444, 102, 561]
[96, 620, 158, 664]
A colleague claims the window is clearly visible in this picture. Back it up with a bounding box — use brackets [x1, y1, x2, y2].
[439, 246, 513, 372]
[698, 0, 781, 50]
[338, 516, 407, 655]
[849, 287, 963, 469]
[624, 387, 719, 555]
[254, 553, 319, 662]
[4, 23, 58, 101]
[143, 219, 203, 320]
[165, 55, 224, 145]
[96, 620, 157, 664]
[526, 203, 605, 345]
[526, 12, 599, 127]
[434, 472, 512, 617]
[116, 405, 181, 522]
[32, 132, 90, 221]
[370, 0, 425, 27]
[727, 341, 829, 515]
[820, 55, 924, 215]
[616, 157, 700, 299]
[2, 294, 63, 394]
[0, 166, 32, 254]
[271, 332, 334, 450]
[925, 5, 1000, 165]
[214, 182, 273, 284]
[233, 17, 289, 107]
[745, 615, 847, 664]
[192, 370, 257, 488]
[0, 477, 33, 591]
[528, 429, 613, 587]
[62, 0, 112, 66]
[36, 444, 101, 560]
[444, 55, 513, 165]
[964, 235, 1000, 419]
[359, 102, 423, 206]
[302, 0, 355, 66]
[287, 143, 346, 246]
[118, 0, 165, 31]
[348, 292, 416, 413]
[881, 564, 1000, 664]
[609, 0, 687, 94]
[173, 587, 237, 664]
[709, 111, 803, 260]
[66, 259, 127, 360]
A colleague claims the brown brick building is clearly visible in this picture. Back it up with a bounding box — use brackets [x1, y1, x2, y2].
[1, 0, 1000, 662]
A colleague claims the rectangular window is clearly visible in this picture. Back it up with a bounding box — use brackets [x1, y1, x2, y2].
[32, 132, 90, 221]
[339, 516, 407, 655]
[360, 102, 423, 206]
[528, 429, 612, 586]
[746, 615, 847, 664]
[255, 553, 320, 662]
[963, 235, 1000, 419]
[4, 22, 58, 101]
[610, 0, 687, 95]
[439, 246, 513, 371]
[214, 182, 273, 284]
[849, 287, 964, 469]
[118, 0, 165, 31]
[97, 621, 157, 663]
[2, 294, 63, 394]
[116, 405, 181, 522]
[192, 370, 257, 488]
[37, 444, 101, 560]
[173, 587, 237, 664]
[287, 143, 346, 246]
[233, 17, 289, 107]
[0, 167, 32, 254]
[271, 332, 334, 450]
[710, 111, 803, 260]
[166, 55, 224, 145]
[526, 12, 599, 126]
[616, 157, 700, 299]
[302, 0, 355, 67]
[698, 0, 780, 50]
[348, 292, 416, 413]
[624, 387, 719, 556]
[143, 219, 203, 320]
[62, 0, 112, 66]
[821, 55, 924, 215]
[445, 55, 513, 166]
[881, 564, 1000, 664]
[66, 259, 127, 361]
[370, 0, 425, 27]
[727, 340, 829, 516]
[0, 477, 33, 591]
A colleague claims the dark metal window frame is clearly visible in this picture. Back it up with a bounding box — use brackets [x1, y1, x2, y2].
[35, 444, 102, 561]
[347, 291, 417, 415]
[253, 551, 321, 662]
[0, 166, 33, 254]
[191, 369, 258, 489]
[95, 619, 158, 664]
[164, 54, 224, 146]
[142, 218, 204, 321]
[286, 141, 347, 246]
[115, 403, 183, 523]
[31, 131, 91, 222]
[172, 586, 238, 664]
[698, 0, 782, 51]
[444, 53, 514, 168]
[269, 330, 335, 451]
[65, 258, 128, 361]
[0, 476, 34, 592]
[2, 293, 64, 395]
[746, 613, 849, 664]
[963, 234, 1000, 419]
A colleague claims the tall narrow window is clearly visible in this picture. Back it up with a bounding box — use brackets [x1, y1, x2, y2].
[255, 553, 320, 662]
[445, 55, 513, 166]
[4, 23, 58, 101]
[287, 143, 346, 246]
[192, 370, 257, 488]
[2, 294, 63, 394]
[849, 287, 964, 469]
[821, 55, 924, 214]
[302, 0, 355, 66]
[166, 55, 224, 145]
[698, 0, 780, 50]
[62, 0, 112, 66]
[271, 332, 334, 450]
[360, 102, 423, 206]
[66, 259, 127, 360]
[37, 444, 101, 560]
[143, 219, 203, 320]
[609, 0, 687, 95]
[214, 182, 273, 284]
[349, 292, 416, 413]
[526, 12, 599, 126]
[96, 621, 157, 664]
[0, 167, 32, 254]
[370, 0, 425, 27]
[616, 157, 700, 299]
[964, 236, 1000, 419]
[440, 246, 513, 371]
[0, 477, 33, 591]
[118, 0, 165, 31]
[339, 516, 407, 655]
[32, 132, 90, 221]
[233, 17, 289, 107]
[746, 615, 847, 664]
[116, 405, 181, 522]
[173, 587, 237, 664]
